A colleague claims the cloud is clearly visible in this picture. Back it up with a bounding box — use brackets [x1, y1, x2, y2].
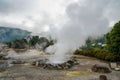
[0, 0, 33, 14]
[0, 0, 71, 32]
[105, 0, 120, 24]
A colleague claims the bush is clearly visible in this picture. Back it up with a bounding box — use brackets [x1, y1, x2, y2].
[74, 50, 120, 62]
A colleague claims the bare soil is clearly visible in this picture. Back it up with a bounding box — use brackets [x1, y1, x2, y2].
[0, 54, 120, 80]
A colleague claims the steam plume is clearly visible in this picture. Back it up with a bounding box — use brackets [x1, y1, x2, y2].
[46, 0, 120, 63]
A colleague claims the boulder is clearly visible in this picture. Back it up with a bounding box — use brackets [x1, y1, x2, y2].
[109, 62, 120, 71]
[91, 64, 111, 73]
[99, 75, 108, 80]
[0, 68, 6, 72]
[11, 60, 26, 64]
[109, 62, 117, 69]
[114, 67, 120, 71]
[0, 54, 6, 60]
[0, 61, 7, 72]
[0, 54, 4, 59]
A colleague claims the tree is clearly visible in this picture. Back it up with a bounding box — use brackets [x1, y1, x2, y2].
[80, 37, 92, 50]
[7, 39, 28, 49]
[106, 21, 120, 55]
[6, 35, 55, 50]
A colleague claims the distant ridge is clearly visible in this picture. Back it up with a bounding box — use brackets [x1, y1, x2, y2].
[0, 26, 30, 43]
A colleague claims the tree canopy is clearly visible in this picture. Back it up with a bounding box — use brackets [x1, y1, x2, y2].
[106, 21, 120, 55]
[6, 35, 55, 50]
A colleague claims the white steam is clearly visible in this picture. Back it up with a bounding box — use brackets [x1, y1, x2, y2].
[46, 0, 120, 63]
[6, 49, 44, 60]
[0, 0, 120, 64]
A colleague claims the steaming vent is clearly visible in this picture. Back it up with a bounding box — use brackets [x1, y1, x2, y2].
[32, 58, 78, 70]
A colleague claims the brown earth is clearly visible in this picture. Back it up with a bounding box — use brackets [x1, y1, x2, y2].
[0, 54, 120, 80]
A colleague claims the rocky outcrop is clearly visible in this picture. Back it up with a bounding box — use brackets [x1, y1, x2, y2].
[0, 53, 7, 60]
[32, 58, 79, 70]
[91, 64, 111, 73]
[0, 61, 7, 72]
[99, 75, 108, 80]
[11, 60, 26, 64]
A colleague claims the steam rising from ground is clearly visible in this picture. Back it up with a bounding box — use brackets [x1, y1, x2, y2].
[46, 0, 120, 63]
[6, 49, 44, 60]
[0, 0, 120, 64]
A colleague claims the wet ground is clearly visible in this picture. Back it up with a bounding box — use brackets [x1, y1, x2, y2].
[0, 50, 120, 80]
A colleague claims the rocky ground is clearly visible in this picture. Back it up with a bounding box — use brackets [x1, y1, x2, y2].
[0, 50, 120, 80]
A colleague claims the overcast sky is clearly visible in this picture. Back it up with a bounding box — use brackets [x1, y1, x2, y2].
[0, 0, 71, 32]
[0, 0, 120, 34]
[1, 0, 120, 62]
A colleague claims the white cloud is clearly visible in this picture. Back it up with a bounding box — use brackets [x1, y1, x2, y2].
[0, 0, 72, 32]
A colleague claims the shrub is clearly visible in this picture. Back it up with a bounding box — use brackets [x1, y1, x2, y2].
[74, 50, 120, 62]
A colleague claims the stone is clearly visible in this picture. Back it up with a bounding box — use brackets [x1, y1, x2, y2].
[0, 54, 6, 60]
[0, 68, 6, 72]
[31, 61, 36, 65]
[35, 61, 40, 67]
[114, 67, 120, 71]
[109, 62, 120, 71]
[109, 62, 117, 69]
[0, 61, 7, 72]
[11, 60, 26, 64]
[91, 64, 111, 73]
[117, 62, 120, 67]
[99, 75, 108, 80]
[31, 58, 78, 70]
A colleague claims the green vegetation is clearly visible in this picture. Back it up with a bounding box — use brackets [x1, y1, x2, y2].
[75, 21, 120, 62]
[7, 39, 28, 49]
[7, 36, 54, 50]
[74, 50, 120, 62]
[5, 21, 120, 62]
[80, 35, 106, 50]
[106, 21, 120, 56]
[0, 27, 30, 43]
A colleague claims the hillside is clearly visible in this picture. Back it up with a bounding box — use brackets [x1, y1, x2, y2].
[0, 27, 30, 43]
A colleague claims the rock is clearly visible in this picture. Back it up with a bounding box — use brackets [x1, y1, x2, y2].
[35, 61, 40, 66]
[31, 61, 36, 65]
[0, 61, 7, 72]
[0, 68, 6, 72]
[91, 64, 111, 73]
[109, 62, 120, 71]
[0, 54, 6, 60]
[109, 62, 117, 69]
[99, 75, 108, 80]
[114, 67, 120, 71]
[0, 54, 4, 59]
[117, 62, 120, 67]
[11, 60, 26, 64]
[31, 58, 78, 70]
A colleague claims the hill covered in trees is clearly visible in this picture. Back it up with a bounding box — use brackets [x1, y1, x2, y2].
[0, 27, 30, 43]
[7, 36, 54, 50]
